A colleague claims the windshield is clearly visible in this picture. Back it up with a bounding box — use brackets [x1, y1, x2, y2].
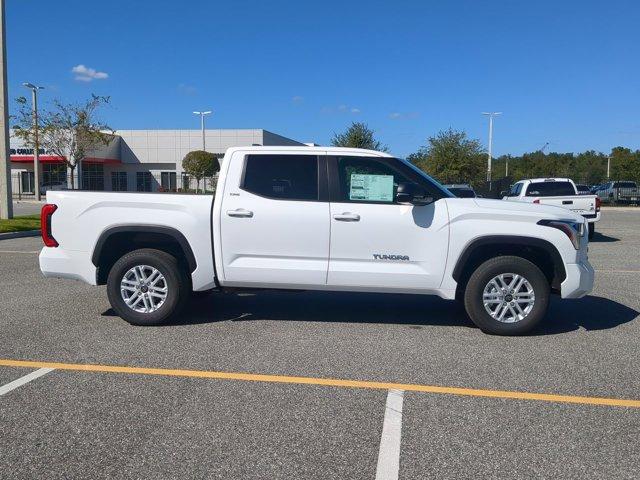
[398, 158, 454, 197]
[525, 181, 575, 196]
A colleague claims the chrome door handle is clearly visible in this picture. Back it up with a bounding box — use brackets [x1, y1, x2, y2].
[333, 212, 360, 222]
[227, 208, 253, 218]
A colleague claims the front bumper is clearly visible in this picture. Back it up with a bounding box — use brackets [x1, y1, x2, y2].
[560, 260, 594, 299]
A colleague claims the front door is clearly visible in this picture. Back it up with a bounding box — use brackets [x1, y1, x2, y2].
[220, 153, 330, 287]
[327, 156, 450, 291]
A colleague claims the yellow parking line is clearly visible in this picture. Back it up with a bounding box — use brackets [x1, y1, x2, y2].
[1, 358, 639, 408]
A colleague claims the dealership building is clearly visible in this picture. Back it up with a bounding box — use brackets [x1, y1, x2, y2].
[9, 129, 305, 194]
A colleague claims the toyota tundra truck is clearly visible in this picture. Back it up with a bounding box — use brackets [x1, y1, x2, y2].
[502, 178, 601, 239]
[39, 147, 594, 335]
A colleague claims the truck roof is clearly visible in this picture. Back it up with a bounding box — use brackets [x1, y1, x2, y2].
[223, 146, 393, 157]
[522, 178, 573, 184]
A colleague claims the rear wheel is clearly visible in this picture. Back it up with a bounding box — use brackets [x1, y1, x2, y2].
[463, 256, 549, 335]
[107, 248, 189, 326]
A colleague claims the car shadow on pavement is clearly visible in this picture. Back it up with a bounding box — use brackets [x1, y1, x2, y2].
[534, 295, 638, 335]
[161, 290, 476, 329]
[122, 290, 637, 335]
[590, 232, 620, 242]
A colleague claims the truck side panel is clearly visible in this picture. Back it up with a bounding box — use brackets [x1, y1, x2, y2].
[40, 191, 216, 290]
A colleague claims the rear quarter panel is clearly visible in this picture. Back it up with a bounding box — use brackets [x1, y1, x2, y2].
[44, 191, 215, 290]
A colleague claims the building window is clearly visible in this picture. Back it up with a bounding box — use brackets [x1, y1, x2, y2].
[181, 173, 191, 191]
[82, 163, 104, 191]
[136, 171, 153, 192]
[160, 172, 177, 191]
[21, 171, 35, 194]
[42, 164, 66, 186]
[111, 172, 128, 191]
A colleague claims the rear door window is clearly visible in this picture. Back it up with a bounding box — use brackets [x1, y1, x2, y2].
[525, 181, 575, 196]
[242, 155, 319, 201]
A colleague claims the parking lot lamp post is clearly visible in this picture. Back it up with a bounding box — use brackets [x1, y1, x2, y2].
[23, 83, 44, 201]
[607, 155, 611, 180]
[193, 110, 212, 151]
[0, 0, 12, 219]
[482, 112, 502, 190]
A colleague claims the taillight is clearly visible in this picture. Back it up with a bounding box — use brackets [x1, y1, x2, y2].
[41, 204, 58, 247]
[533, 198, 540, 204]
[595, 197, 601, 212]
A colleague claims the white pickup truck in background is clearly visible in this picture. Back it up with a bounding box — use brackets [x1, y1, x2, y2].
[39, 147, 594, 335]
[502, 178, 601, 239]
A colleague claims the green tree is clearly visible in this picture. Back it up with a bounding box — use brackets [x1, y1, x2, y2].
[12, 94, 113, 189]
[408, 129, 485, 186]
[609, 147, 640, 182]
[331, 122, 388, 151]
[182, 150, 220, 193]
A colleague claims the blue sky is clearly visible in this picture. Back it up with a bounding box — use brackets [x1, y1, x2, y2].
[6, 0, 640, 157]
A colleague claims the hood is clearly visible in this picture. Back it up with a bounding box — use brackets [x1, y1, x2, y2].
[470, 198, 584, 222]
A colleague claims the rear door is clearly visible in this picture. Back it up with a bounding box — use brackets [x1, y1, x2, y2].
[220, 153, 330, 286]
[326, 155, 450, 291]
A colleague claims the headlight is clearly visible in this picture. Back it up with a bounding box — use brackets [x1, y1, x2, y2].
[537, 219, 584, 249]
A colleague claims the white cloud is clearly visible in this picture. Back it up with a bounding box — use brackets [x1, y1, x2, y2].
[178, 83, 198, 95]
[71, 64, 109, 82]
[292, 95, 304, 103]
[321, 104, 360, 114]
[389, 112, 419, 120]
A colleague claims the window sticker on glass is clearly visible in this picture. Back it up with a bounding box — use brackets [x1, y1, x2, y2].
[349, 174, 394, 201]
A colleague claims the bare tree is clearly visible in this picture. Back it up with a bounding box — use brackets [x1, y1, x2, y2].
[13, 94, 113, 188]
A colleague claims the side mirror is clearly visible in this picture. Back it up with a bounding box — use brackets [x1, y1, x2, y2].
[500, 190, 508, 197]
[396, 182, 433, 206]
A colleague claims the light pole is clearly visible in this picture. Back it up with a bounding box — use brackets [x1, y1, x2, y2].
[0, 0, 12, 219]
[193, 110, 212, 151]
[23, 83, 44, 201]
[606, 155, 611, 180]
[482, 112, 502, 190]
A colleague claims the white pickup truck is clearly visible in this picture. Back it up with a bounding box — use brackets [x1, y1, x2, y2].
[502, 178, 601, 239]
[39, 147, 594, 335]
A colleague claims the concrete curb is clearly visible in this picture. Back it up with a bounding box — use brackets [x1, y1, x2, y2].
[0, 230, 40, 240]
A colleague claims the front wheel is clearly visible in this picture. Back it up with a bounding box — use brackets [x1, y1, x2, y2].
[463, 256, 550, 335]
[107, 248, 189, 326]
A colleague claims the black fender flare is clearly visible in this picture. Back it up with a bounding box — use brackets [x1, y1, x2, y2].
[452, 235, 566, 283]
[91, 225, 197, 272]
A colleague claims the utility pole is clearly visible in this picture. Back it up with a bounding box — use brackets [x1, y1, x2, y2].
[23, 83, 44, 201]
[193, 110, 212, 151]
[606, 155, 611, 180]
[482, 112, 502, 190]
[0, 0, 12, 219]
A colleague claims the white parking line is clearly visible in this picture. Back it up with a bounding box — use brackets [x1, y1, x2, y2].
[0, 368, 54, 396]
[375, 389, 404, 480]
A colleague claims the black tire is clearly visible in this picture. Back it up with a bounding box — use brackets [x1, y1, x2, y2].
[588, 223, 595, 240]
[107, 248, 189, 326]
[463, 256, 550, 335]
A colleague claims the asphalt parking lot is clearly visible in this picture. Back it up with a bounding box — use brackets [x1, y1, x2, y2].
[1, 209, 639, 479]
